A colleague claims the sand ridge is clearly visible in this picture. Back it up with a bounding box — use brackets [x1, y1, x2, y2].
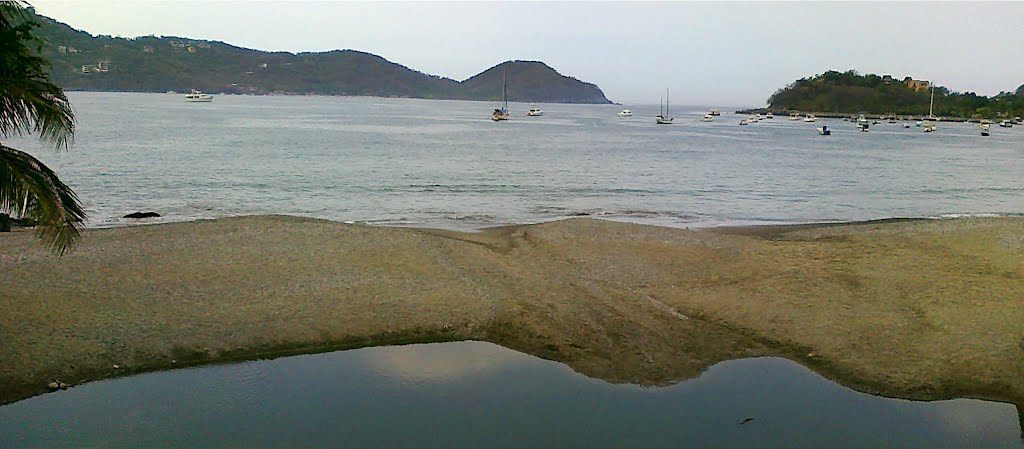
[1, 215, 1022, 409]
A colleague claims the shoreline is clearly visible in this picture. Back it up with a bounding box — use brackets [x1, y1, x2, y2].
[2, 215, 1022, 410]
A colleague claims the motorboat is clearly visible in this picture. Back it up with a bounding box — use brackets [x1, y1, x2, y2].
[765, 112, 774, 119]
[702, 114, 715, 122]
[527, 105, 544, 117]
[902, 123, 911, 129]
[998, 120, 1013, 128]
[618, 109, 633, 117]
[804, 114, 818, 122]
[857, 115, 870, 131]
[818, 125, 831, 135]
[739, 119, 750, 125]
[709, 109, 721, 116]
[185, 89, 213, 102]
[980, 123, 991, 136]
[789, 111, 801, 120]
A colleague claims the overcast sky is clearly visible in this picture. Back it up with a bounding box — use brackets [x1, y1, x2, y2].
[31, 1, 1024, 106]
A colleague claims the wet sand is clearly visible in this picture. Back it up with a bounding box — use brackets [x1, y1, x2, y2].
[1, 215, 1022, 408]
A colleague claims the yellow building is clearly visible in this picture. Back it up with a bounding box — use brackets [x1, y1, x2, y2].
[906, 79, 930, 92]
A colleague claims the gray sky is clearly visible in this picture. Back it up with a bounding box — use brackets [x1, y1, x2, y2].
[32, 1, 1024, 106]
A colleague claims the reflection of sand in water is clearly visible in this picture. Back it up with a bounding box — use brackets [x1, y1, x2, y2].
[358, 341, 522, 383]
[930, 399, 1023, 442]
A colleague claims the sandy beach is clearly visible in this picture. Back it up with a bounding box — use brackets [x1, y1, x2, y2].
[1, 215, 1022, 410]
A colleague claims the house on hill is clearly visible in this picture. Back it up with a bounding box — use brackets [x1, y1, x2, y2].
[905, 78, 930, 92]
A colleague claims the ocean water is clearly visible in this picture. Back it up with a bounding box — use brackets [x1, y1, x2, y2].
[12, 92, 1024, 229]
[1, 342, 1020, 448]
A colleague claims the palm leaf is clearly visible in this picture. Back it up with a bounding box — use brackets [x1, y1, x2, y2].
[0, 143, 84, 254]
[0, 1, 84, 255]
[0, 2, 76, 150]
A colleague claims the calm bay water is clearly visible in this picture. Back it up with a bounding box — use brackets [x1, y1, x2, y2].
[14, 92, 1024, 229]
[0, 342, 1020, 448]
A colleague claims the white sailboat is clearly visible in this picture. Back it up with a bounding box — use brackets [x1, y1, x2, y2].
[922, 85, 937, 132]
[491, 71, 510, 121]
[656, 89, 673, 124]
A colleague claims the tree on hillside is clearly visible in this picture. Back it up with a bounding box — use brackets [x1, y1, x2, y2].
[0, 1, 84, 254]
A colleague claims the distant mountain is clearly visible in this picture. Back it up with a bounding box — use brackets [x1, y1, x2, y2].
[24, 9, 612, 104]
[460, 61, 611, 104]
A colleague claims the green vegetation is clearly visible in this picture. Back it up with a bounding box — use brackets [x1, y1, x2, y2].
[768, 70, 1024, 119]
[0, 1, 84, 254]
[25, 8, 611, 104]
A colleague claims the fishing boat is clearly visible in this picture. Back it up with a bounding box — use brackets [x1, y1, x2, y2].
[527, 105, 544, 117]
[491, 71, 510, 121]
[618, 109, 632, 117]
[184, 89, 213, 102]
[656, 89, 673, 124]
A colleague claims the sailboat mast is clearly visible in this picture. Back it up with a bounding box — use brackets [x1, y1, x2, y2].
[666, 88, 670, 116]
[928, 84, 934, 117]
[502, 69, 508, 110]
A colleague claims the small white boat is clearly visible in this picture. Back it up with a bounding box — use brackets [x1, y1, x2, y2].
[765, 112, 774, 119]
[923, 122, 936, 132]
[739, 119, 750, 126]
[856, 115, 870, 131]
[618, 109, 632, 117]
[702, 114, 714, 122]
[980, 123, 991, 136]
[527, 105, 544, 117]
[818, 125, 830, 135]
[998, 119, 1012, 128]
[185, 89, 213, 102]
[902, 123, 911, 128]
[804, 114, 818, 122]
[788, 111, 801, 121]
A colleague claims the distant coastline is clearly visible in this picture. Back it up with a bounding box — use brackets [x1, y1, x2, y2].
[26, 9, 613, 104]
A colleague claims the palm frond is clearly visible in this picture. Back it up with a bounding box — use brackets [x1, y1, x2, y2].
[0, 2, 76, 150]
[0, 143, 84, 254]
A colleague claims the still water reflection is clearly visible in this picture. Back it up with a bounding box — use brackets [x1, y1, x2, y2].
[1, 341, 1020, 448]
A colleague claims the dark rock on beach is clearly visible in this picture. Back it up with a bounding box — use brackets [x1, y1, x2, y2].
[123, 212, 161, 219]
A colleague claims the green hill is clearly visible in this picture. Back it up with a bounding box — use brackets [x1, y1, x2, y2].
[24, 9, 612, 104]
[768, 70, 1023, 119]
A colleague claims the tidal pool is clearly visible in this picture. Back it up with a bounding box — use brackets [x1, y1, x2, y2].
[1, 341, 1020, 448]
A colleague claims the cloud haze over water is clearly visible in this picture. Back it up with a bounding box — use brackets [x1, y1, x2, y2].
[32, 1, 1024, 106]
